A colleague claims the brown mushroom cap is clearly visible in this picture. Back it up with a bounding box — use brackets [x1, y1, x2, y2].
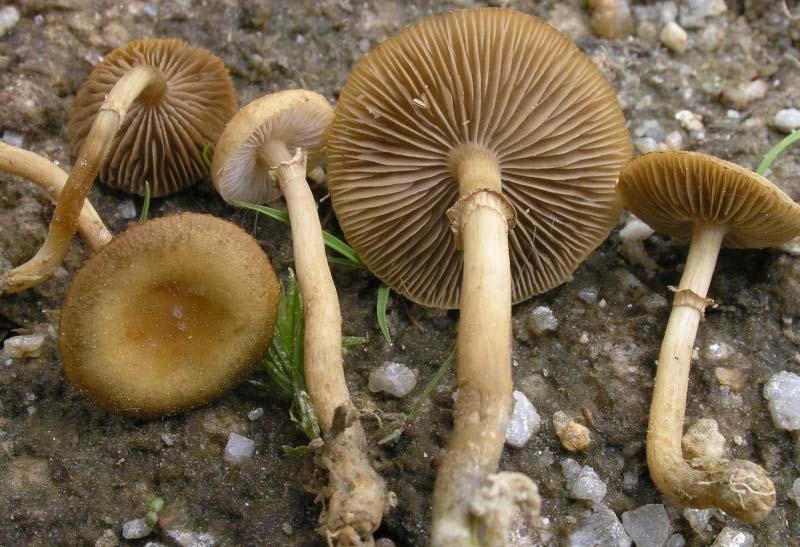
[211, 90, 334, 204]
[68, 39, 237, 197]
[617, 151, 800, 248]
[58, 213, 280, 418]
[327, 7, 631, 309]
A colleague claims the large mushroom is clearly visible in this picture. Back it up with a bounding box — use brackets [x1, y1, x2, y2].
[0, 142, 111, 252]
[327, 7, 631, 544]
[59, 213, 280, 418]
[617, 151, 800, 522]
[4, 38, 236, 292]
[211, 90, 386, 544]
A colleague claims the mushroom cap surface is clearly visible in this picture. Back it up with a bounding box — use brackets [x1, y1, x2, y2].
[617, 151, 800, 248]
[212, 90, 334, 204]
[68, 38, 237, 197]
[327, 7, 631, 309]
[58, 213, 280, 418]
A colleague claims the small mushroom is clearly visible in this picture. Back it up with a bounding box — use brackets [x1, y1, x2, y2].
[0, 142, 111, 252]
[327, 8, 631, 544]
[617, 151, 800, 523]
[5, 38, 236, 292]
[211, 90, 386, 542]
[59, 213, 280, 418]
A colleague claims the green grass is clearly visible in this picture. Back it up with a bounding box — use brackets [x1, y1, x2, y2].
[259, 269, 321, 440]
[757, 129, 800, 176]
[139, 181, 151, 222]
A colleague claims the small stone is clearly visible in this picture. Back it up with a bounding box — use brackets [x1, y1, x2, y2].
[2, 130, 23, 147]
[94, 529, 119, 547]
[505, 390, 541, 448]
[714, 367, 745, 391]
[666, 534, 686, 547]
[634, 137, 660, 154]
[579, 332, 590, 344]
[0, 6, 20, 37]
[773, 109, 800, 134]
[679, 0, 726, 28]
[554, 411, 591, 452]
[763, 371, 800, 431]
[3, 334, 45, 359]
[788, 478, 800, 507]
[639, 293, 668, 312]
[565, 504, 632, 547]
[122, 518, 152, 540]
[664, 131, 683, 150]
[143, 4, 159, 17]
[660, 22, 688, 54]
[570, 465, 607, 503]
[117, 200, 138, 220]
[281, 522, 293, 535]
[589, 0, 633, 40]
[160, 433, 176, 447]
[368, 361, 418, 397]
[683, 508, 714, 533]
[621, 504, 671, 547]
[526, 306, 558, 336]
[780, 236, 800, 256]
[682, 418, 726, 461]
[161, 530, 219, 547]
[703, 341, 735, 361]
[711, 528, 754, 547]
[619, 217, 654, 242]
[223, 432, 255, 464]
[247, 407, 264, 421]
[722, 80, 768, 109]
[578, 287, 598, 304]
[675, 110, 703, 132]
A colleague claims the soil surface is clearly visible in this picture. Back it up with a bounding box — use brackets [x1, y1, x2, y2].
[1, 1, 799, 546]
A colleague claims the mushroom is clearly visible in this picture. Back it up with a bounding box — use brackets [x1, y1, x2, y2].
[0, 142, 111, 252]
[617, 150, 800, 522]
[59, 213, 280, 418]
[4, 38, 236, 292]
[327, 7, 631, 544]
[211, 90, 386, 543]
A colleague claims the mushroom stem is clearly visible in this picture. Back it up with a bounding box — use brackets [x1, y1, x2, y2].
[432, 147, 514, 545]
[0, 143, 112, 252]
[4, 65, 165, 292]
[647, 223, 775, 523]
[261, 140, 386, 542]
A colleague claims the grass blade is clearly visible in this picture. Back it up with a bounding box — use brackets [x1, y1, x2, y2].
[376, 284, 392, 344]
[139, 181, 151, 223]
[202, 143, 214, 168]
[234, 201, 365, 268]
[757, 129, 800, 176]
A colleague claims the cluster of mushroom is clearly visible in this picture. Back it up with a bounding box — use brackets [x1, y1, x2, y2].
[2, 6, 799, 546]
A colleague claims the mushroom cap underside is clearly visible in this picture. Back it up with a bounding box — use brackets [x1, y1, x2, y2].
[58, 213, 280, 418]
[68, 38, 237, 197]
[617, 151, 800, 248]
[212, 89, 334, 205]
[327, 7, 631, 309]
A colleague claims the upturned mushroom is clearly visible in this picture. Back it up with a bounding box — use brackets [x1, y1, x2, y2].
[59, 213, 280, 418]
[211, 90, 386, 544]
[327, 7, 631, 544]
[0, 142, 111, 252]
[4, 38, 236, 292]
[617, 151, 800, 522]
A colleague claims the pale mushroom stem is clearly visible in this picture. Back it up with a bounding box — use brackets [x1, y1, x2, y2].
[3, 65, 165, 293]
[647, 222, 775, 523]
[432, 147, 514, 545]
[259, 140, 386, 542]
[0, 143, 112, 252]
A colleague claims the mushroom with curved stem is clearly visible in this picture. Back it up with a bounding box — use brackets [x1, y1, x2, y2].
[617, 150, 800, 523]
[327, 8, 631, 544]
[4, 38, 236, 293]
[211, 89, 386, 544]
[59, 213, 280, 418]
[0, 142, 112, 252]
